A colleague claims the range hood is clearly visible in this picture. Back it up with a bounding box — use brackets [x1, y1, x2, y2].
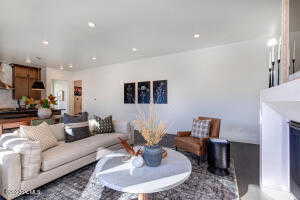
[0, 80, 13, 90]
[0, 62, 13, 90]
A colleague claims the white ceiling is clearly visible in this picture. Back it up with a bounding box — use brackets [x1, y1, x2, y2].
[0, 0, 281, 71]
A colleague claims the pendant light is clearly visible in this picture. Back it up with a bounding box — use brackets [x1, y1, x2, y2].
[32, 68, 45, 90]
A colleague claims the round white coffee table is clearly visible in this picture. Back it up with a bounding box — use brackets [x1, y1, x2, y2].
[96, 147, 192, 200]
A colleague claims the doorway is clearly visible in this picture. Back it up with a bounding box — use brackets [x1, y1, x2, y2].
[52, 79, 69, 114]
[74, 80, 82, 114]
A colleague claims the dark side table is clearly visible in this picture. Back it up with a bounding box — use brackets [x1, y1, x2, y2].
[207, 138, 230, 176]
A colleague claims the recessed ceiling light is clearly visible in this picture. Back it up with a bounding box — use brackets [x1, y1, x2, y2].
[42, 40, 49, 45]
[88, 22, 96, 28]
[92, 57, 97, 61]
[193, 34, 200, 38]
[132, 48, 138, 52]
[69, 65, 73, 68]
[59, 66, 64, 70]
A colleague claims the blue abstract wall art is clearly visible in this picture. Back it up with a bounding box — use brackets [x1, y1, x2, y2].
[153, 80, 167, 104]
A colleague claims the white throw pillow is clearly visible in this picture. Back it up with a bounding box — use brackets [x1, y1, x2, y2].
[191, 119, 211, 138]
[113, 120, 129, 133]
[49, 123, 65, 141]
[20, 122, 58, 151]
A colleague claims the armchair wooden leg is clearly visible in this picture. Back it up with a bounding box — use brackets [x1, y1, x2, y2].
[175, 146, 177, 151]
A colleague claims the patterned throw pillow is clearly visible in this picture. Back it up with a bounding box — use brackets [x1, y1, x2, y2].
[20, 122, 58, 151]
[94, 115, 114, 134]
[191, 119, 211, 138]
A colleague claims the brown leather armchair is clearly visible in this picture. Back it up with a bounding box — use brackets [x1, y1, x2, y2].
[174, 117, 221, 164]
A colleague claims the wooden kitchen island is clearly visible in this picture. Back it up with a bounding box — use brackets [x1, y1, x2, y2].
[0, 109, 64, 135]
[0, 117, 38, 135]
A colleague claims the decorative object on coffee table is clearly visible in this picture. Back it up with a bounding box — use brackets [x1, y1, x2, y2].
[174, 116, 221, 165]
[97, 147, 191, 200]
[118, 137, 142, 156]
[130, 154, 144, 168]
[207, 138, 230, 176]
[133, 104, 168, 167]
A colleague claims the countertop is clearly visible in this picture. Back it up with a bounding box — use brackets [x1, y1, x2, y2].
[0, 108, 65, 119]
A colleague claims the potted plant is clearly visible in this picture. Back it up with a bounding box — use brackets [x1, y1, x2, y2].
[133, 105, 168, 167]
[37, 95, 57, 119]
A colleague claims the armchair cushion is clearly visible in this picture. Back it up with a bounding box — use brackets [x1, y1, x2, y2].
[174, 136, 208, 156]
[177, 131, 191, 137]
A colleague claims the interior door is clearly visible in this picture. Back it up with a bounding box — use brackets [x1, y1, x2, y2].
[74, 80, 82, 114]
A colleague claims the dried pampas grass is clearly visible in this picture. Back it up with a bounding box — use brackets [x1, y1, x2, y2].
[133, 104, 168, 146]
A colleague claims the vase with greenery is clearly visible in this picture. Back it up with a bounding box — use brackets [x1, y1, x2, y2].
[37, 95, 57, 119]
[22, 95, 57, 119]
[133, 104, 168, 167]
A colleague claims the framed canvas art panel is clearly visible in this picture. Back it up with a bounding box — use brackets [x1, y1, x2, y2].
[138, 81, 150, 104]
[124, 82, 136, 104]
[153, 80, 167, 104]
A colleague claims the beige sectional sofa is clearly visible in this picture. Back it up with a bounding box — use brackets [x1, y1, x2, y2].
[0, 120, 134, 199]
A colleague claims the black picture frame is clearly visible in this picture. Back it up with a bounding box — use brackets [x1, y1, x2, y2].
[153, 80, 168, 104]
[138, 81, 150, 104]
[124, 83, 136, 104]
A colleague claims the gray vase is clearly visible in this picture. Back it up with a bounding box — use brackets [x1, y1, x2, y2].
[142, 145, 163, 167]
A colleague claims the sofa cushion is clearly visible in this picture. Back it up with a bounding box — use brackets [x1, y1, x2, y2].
[2, 137, 42, 180]
[63, 112, 88, 124]
[64, 122, 91, 143]
[49, 123, 65, 141]
[94, 115, 114, 134]
[0, 131, 20, 147]
[113, 120, 130, 134]
[41, 133, 130, 171]
[20, 122, 58, 152]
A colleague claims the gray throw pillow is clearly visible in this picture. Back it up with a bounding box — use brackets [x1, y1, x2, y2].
[63, 112, 88, 124]
[94, 115, 114, 134]
[65, 122, 90, 143]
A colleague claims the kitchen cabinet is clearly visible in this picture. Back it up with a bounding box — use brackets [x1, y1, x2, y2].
[12, 64, 41, 100]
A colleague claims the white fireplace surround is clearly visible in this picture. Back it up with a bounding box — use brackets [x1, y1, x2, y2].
[260, 78, 300, 200]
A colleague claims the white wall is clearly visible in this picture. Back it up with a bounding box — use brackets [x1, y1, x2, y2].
[45, 68, 74, 114]
[73, 38, 268, 144]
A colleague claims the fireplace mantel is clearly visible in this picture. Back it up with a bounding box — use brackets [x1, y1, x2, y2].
[266, 101, 300, 123]
[260, 79, 300, 200]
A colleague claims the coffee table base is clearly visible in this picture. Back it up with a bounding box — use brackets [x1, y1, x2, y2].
[138, 193, 149, 200]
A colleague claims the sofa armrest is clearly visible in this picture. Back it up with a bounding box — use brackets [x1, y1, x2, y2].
[0, 148, 21, 199]
[177, 131, 192, 137]
[113, 120, 134, 144]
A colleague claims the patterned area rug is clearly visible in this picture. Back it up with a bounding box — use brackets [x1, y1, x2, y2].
[16, 149, 239, 200]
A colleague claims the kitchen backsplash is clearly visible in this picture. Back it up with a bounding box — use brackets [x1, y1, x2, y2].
[0, 63, 18, 108]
